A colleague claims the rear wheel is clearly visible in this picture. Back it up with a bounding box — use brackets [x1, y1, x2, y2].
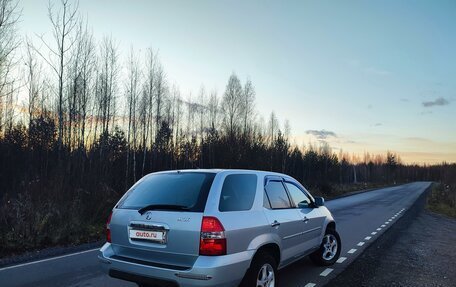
[310, 228, 341, 266]
[241, 252, 277, 287]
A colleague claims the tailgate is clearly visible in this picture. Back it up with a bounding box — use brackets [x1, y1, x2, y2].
[110, 208, 203, 269]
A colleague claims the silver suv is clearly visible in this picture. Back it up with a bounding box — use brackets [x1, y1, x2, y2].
[99, 169, 341, 287]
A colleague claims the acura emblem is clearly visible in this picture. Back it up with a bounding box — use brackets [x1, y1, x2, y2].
[145, 212, 152, 220]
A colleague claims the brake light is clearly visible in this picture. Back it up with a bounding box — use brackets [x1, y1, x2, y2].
[199, 216, 226, 256]
[106, 212, 113, 243]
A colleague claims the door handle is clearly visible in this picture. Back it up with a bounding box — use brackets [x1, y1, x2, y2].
[271, 220, 280, 227]
[303, 217, 309, 223]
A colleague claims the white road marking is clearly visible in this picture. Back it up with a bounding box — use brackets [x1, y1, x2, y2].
[364, 236, 372, 240]
[348, 248, 357, 254]
[304, 283, 316, 287]
[0, 248, 99, 271]
[336, 257, 347, 263]
[389, 219, 393, 222]
[371, 231, 377, 235]
[320, 268, 333, 277]
[381, 225, 386, 227]
[385, 222, 389, 224]
[357, 242, 365, 246]
[377, 228, 382, 231]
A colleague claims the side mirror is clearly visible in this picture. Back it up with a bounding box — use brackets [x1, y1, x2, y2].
[314, 197, 325, 207]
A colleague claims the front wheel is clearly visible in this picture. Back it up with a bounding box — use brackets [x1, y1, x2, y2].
[310, 228, 341, 266]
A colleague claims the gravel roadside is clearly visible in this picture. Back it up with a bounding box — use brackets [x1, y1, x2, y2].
[327, 188, 456, 287]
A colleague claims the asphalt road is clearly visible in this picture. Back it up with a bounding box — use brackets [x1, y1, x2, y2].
[0, 182, 431, 287]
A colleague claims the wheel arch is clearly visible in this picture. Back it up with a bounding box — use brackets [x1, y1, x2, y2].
[326, 220, 336, 231]
[252, 243, 281, 266]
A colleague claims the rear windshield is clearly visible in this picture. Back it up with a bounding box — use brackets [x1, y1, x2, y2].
[118, 172, 216, 212]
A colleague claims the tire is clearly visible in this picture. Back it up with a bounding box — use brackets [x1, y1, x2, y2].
[310, 228, 341, 266]
[240, 252, 278, 287]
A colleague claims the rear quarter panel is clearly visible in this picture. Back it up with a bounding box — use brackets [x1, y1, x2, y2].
[204, 171, 272, 255]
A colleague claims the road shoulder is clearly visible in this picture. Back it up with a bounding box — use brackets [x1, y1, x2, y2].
[327, 188, 456, 287]
[0, 241, 103, 269]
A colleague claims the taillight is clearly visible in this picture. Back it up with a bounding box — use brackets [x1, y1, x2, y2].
[199, 216, 226, 256]
[106, 212, 113, 243]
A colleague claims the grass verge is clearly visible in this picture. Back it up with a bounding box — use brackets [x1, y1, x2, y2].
[426, 182, 456, 218]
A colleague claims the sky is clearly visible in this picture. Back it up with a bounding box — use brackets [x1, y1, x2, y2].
[18, 0, 456, 164]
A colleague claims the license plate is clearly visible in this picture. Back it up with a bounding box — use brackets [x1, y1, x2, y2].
[129, 229, 166, 243]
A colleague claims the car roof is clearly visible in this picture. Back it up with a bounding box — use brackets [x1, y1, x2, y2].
[149, 168, 292, 179]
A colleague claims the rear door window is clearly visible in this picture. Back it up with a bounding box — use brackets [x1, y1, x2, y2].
[264, 180, 292, 209]
[219, 174, 257, 212]
[118, 172, 215, 212]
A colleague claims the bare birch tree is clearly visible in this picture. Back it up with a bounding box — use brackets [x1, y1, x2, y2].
[139, 89, 148, 175]
[242, 77, 255, 137]
[208, 90, 219, 131]
[141, 48, 156, 174]
[24, 38, 42, 133]
[221, 73, 243, 138]
[154, 62, 165, 141]
[94, 36, 119, 155]
[268, 111, 278, 146]
[35, 0, 79, 148]
[151, 61, 165, 168]
[0, 0, 20, 134]
[77, 24, 96, 149]
[125, 47, 141, 187]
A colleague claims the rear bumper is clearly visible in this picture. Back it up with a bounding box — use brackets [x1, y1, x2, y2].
[98, 243, 254, 287]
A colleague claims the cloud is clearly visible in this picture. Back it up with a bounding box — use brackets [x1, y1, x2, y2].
[400, 98, 409, 102]
[306, 129, 337, 140]
[372, 123, 382, 127]
[422, 97, 450, 107]
[344, 59, 391, 76]
[364, 67, 391, 76]
[344, 58, 360, 68]
[404, 137, 433, 143]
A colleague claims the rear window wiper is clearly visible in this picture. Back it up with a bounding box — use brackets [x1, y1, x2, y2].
[138, 204, 190, 215]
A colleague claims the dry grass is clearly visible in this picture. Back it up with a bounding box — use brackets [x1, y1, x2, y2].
[427, 183, 456, 218]
[310, 182, 399, 200]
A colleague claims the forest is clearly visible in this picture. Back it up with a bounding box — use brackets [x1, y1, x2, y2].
[0, 0, 454, 256]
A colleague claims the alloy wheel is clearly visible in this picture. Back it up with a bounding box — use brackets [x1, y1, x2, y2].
[322, 234, 338, 261]
[256, 263, 275, 287]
